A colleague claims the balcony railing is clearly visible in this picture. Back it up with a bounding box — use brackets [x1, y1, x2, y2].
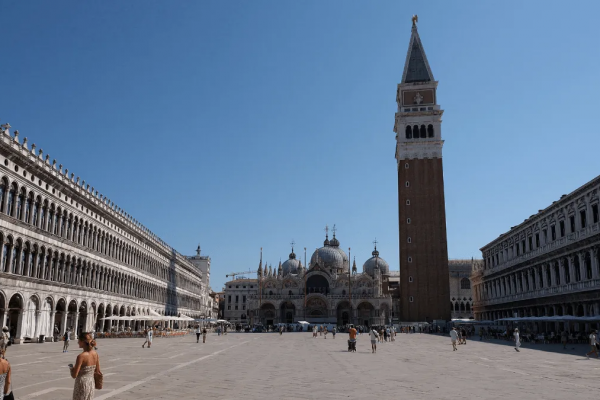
[247, 293, 391, 301]
[482, 223, 600, 277]
[474, 278, 600, 307]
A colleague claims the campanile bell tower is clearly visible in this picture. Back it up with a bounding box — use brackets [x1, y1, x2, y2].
[395, 16, 450, 322]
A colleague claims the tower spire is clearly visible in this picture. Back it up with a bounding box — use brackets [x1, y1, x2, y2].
[401, 16, 434, 84]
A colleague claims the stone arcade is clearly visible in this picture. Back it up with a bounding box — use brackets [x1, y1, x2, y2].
[0, 123, 211, 343]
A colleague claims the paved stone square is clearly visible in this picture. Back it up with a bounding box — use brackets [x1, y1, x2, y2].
[6, 332, 600, 399]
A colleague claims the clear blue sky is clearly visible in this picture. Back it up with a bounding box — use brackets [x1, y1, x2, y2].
[1, 1, 599, 292]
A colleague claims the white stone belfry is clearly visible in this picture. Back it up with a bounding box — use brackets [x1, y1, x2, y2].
[394, 20, 444, 163]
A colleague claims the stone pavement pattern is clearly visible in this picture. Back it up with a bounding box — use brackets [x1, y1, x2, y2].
[6, 333, 600, 399]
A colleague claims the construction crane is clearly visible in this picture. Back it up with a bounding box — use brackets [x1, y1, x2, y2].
[225, 270, 255, 279]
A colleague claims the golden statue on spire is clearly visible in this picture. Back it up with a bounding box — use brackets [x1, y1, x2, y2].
[412, 15, 418, 27]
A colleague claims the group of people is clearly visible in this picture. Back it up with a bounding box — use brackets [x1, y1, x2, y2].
[449, 327, 473, 350]
[311, 325, 336, 338]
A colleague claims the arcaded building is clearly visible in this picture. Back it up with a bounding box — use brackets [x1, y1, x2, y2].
[472, 175, 600, 325]
[0, 123, 209, 343]
[394, 18, 450, 322]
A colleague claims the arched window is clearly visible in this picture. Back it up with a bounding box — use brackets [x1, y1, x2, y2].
[16, 188, 25, 220]
[7, 183, 16, 217]
[460, 302, 465, 312]
[460, 278, 471, 289]
[454, 302, 459, 311]
[405, 126, 412, 139]
[24, 192, 33, 223]
[427, 124, 434, 138]
[0, 178, 6, 213]
[466, 303, 471, 312]
[47, 205, 55, 233]
[420, 125, 426, 138]
[413, 125, 419, 138]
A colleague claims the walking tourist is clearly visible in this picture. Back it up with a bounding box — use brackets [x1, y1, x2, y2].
[142, 328, 153, 348]
[63, 329, 71, 353]
[324, 326, 327, 339]
[54, 324, 60, 342]
[70, 332, 101, 400]
[586, 330, 598, 359]
[202, 327, 207, 343]
[561, 331, 568, 349]
[279, 325, 284, 335]
[461, 327, 467, 345]
[0, 355, 11, 399]
[450, 327, 458, 351]
[332, 327, 336, 339]
[514, 328, 521, 352]
[0, 328, 9, 360]
[370, 328, 379, 353]
[195, 326, 201, 343]
[312, 326, 317, 338]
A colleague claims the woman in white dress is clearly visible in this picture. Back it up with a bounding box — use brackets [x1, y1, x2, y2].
[514, 328, 521, 352]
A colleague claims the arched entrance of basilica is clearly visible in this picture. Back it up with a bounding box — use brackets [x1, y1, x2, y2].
[357, 302, 374, 328]
[306, 297, 329, 322]
[280, 302, 295, 324]
[260, 303, 276, 327]
[336, 301, 352, 326]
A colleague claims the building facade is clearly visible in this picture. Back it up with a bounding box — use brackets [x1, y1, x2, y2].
[223, 279, 257, 324]
[472, 175, 600, 329]
[0, 123, 208, 343]
[236, 228, 393, 327]
[449, 259, 479, 320]
[394, 18, 450, 322]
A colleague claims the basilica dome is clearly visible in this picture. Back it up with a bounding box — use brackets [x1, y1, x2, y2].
[363, 247, 389, 277]
[310, 233, 349, 272]
[282, 250, 301, 275]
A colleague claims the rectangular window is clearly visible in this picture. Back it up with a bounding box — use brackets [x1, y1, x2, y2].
[569, 215, 575, 232]
[535, 233, 540, 247]
[516, 245, 520, 256]
[593, 204, 599, 223]
[235, 295, 239, 303]
[559, 221, 565, 237]
[551, 225, 556, 240]
[242, 305, 246, 310]
[580, 210, 587, 228]
[228, 295, 231, 303]
[243, 295, 246, 303]
[227, 305, 231, 310]
[521, 240, 526, 253]
[235, 305, 238, 310]
[528, 236, 533, 251]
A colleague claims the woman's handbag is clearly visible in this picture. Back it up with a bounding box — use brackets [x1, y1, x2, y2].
[94, 369, 103, 389]
[93, 354, 103, 390]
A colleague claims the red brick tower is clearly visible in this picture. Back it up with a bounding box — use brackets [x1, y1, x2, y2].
[395, 17, 450, 322]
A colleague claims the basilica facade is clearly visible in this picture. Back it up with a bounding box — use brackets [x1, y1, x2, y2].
[242, 229, 393, 327]
[0, 123, 210, 343]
